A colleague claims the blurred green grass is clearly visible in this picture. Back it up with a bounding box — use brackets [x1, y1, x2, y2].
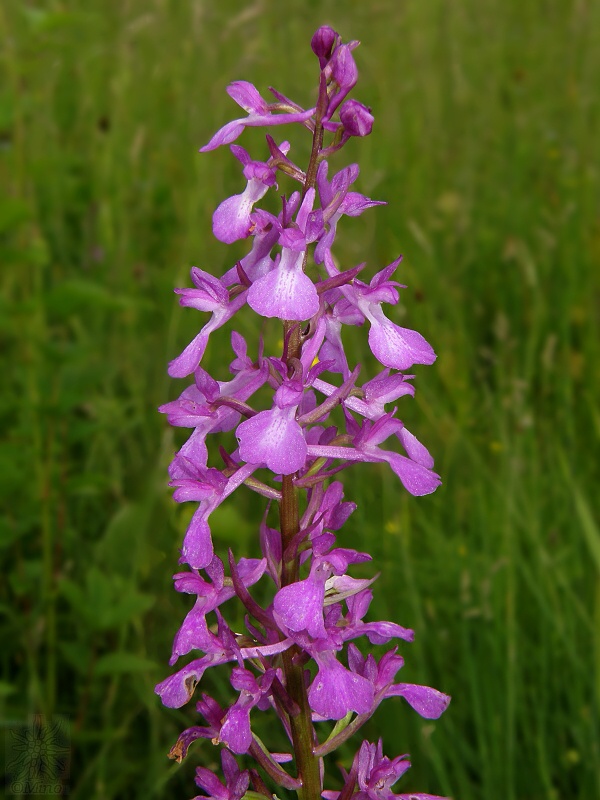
[1, 0, 599, 798]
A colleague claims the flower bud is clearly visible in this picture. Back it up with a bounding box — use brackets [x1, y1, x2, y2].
[329, 44, 358, 93]
[311, 26, 338, 67]
[339, 99, 374, 137]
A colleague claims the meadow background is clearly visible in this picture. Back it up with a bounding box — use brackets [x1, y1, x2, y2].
[1, 0, 599, 798]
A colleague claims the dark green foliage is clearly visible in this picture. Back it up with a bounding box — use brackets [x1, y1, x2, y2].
[1, 1, 598, 798]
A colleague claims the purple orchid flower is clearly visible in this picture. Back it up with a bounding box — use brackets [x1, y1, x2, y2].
[169, 460, 258, 569]
[247, 188, 321, 320]
[161, 333, 269, 436]
[306, 413, 441, 497]
[309, 647, 374, 720]
[168, 268, 248, 378]
[212, 146, 277, 244]
[216, 668, 276, 754]
[170, 555, 266, 664]
[323, 252, 437, 371]
[158, 25, 450, 800]
[201, 81, 316, 152]
[193, 748, 249, 800]
[220, 209, 281, 287]
[355, 740, 448, 800]
[314, 161, 385, 264]
[236, 378, 306, 474]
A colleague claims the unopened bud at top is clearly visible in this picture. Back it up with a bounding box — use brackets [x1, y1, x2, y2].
[311, 26, 339, 68]
[339, 100, 374, 137]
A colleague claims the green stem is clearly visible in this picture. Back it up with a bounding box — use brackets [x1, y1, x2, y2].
[302, 72, 327, 198]
[280, 436, 320, 800]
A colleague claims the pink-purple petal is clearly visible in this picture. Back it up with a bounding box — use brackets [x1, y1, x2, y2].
[397, 427, 435, 469]
[181, 507, 214, 569]
[218, 704, 252, 754]
[226, 81, 268, 114]
[200, 119, 247, 151]
[212, 191, 256, 244]
[168, 329, 210, 378]
[236, 408, 307, 474]
[273, 576, 326, 638]
[367, 314, 436, 371]
[309, 654, 374, 720]
[247, 260, 319, 320]
[386, 453, 442, 497]
[385, 683, 451, 719]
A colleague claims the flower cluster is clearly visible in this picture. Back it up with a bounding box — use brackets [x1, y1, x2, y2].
[157, 26, 450, 800]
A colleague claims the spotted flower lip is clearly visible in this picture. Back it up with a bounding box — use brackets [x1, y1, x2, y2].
[212, 146, 278, 244]
[309, 649, 374, 720]
[236, 400, 307, 475]
[212, 175, 273, 244]
[247, 188, 321, 320]
[159, 24, 449, 800]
